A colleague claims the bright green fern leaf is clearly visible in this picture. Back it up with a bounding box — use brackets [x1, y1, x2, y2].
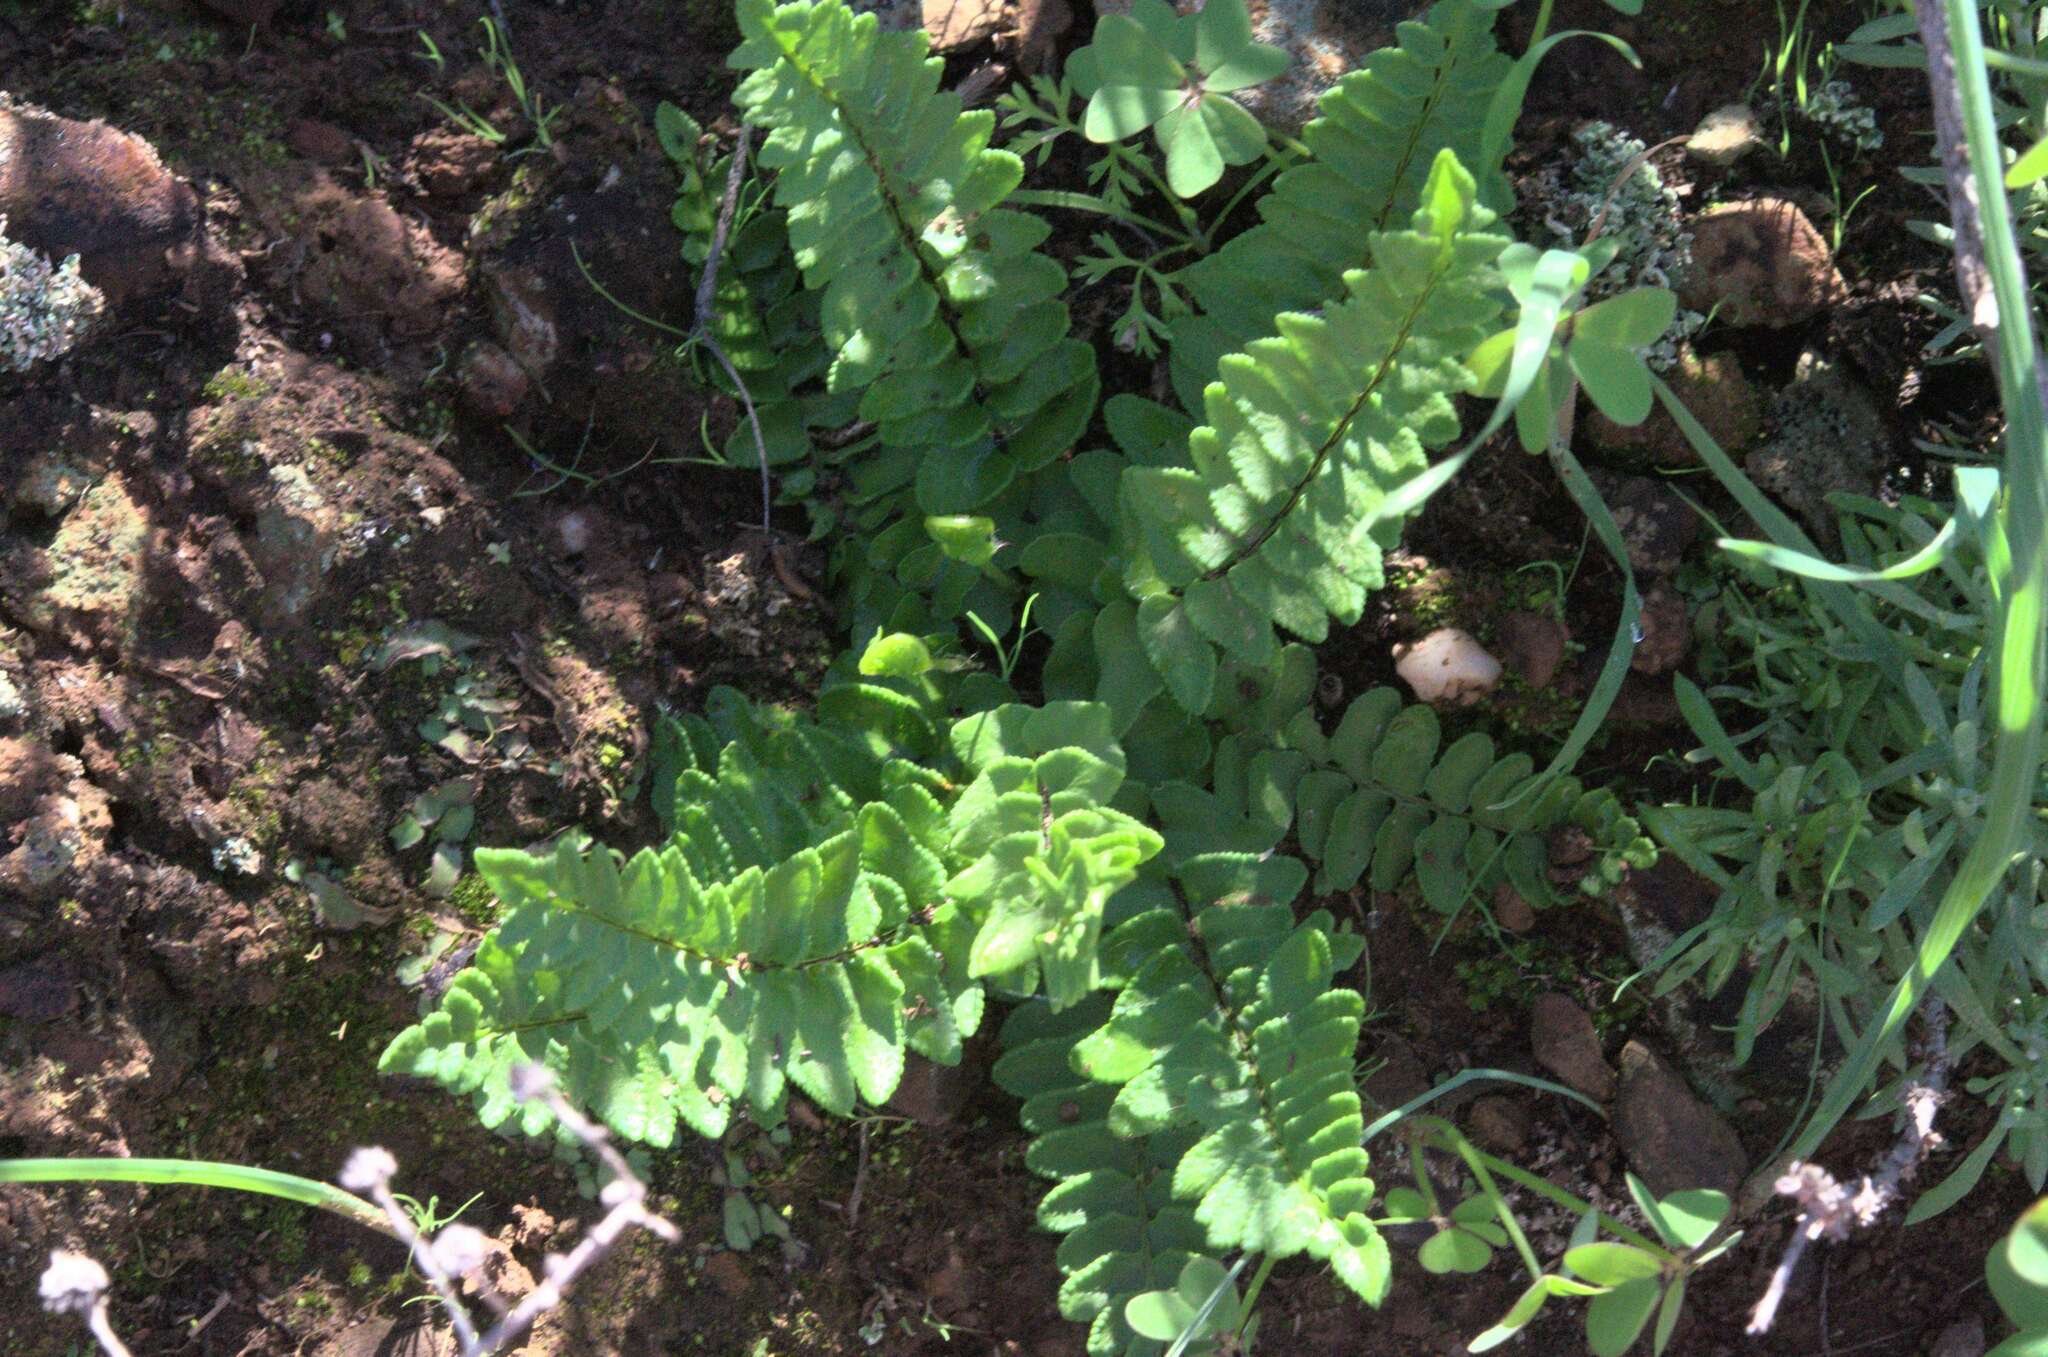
[729, 0, 1098, 517]
[1121, 149, 1510, 713]
[1168, 0, 1511, 406]
[1066, 857, 1391, 1305]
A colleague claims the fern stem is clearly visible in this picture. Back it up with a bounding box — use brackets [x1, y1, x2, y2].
[1007, 188, 1193, 245]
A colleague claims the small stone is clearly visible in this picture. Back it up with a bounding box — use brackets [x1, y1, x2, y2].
[0, 94, 215, 310]
[1614, 1040, 1748, 1198]
[1931, 1317, 1986, 1357]
[1492, 881, 1536, 933]
[1394, 628, 1501, 707]
[484, 265, 560, 380]
[1597, 473, 1698, 578]
[458, 340, 529, 419]
[886, 1052, 976, 1126]
[1681, 198, 1847, 329]
[1495, 611, 1569, 690]
[701, 1250, 752, 1298]
[1530, 992, 1616, 1103]
[0, 956, 77, 1021]
[408, 127, 497, 198]
[925, 0, 1005, 49]
[1630, 586, 1689, 676]
[1686, 103, 1764, 167]
[1363, 1033, 1431, 1113]
[251, 465, 338, 627]
[1466, 1095, 1530, 1154]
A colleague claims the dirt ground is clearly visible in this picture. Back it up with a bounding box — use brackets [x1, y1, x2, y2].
[0, 0, 2032, 1354]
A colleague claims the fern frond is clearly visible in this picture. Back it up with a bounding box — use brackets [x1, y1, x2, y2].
[947, 701, 1165, 1008]
[1120, 150, 1510, 712]
[996, 995, 1208, 1356]
[729, 0, 1099, 516]
[1168, 0, 1510, 405]
[1063, 855, 1390, 1305]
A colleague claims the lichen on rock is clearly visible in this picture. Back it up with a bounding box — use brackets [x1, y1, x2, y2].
[0, 214, 105, 374]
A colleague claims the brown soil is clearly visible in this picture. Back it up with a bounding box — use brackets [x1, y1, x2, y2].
[0, 1, 2023, 1355]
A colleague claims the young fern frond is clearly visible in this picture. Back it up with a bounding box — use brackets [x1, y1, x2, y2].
[1168, 0, 1510, 406]
[1120, 150, 1510, 712]
[382, 657, 1163, 1149]
[729, 0, 1099, 517]
[380, 692, 974, 1146]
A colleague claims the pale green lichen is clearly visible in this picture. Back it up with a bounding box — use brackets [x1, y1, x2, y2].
[1802, 79, 1883, 154]
[1535, 121, 1704, 370]
[0, 214, 105, 373]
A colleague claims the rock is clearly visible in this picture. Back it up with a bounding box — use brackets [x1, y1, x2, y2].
[1466, 1095, 1530, 1154]
[925, 0, 1005, 48]
[1394, 627, 1501, 706]
[286, 778, 381, 861]
[407, 126, 497, 198]
[458, 340, 530, 419]
[1496, 611, 1568, 690]
[1529, 993, 1615, 1103]
[1014, 0, 1074, 69]
[701, 1250, 753, 1299]
[1491, 881, 1535, 933]
[1931, 1318, 1986, 1357]
[0, 765, 111, 903]
[0, 93, 218, 310]
[1746, 349, 1889, 544]
[1363, 1032, 1431, 1113]
[1596, 473, 1697, 578]
[249, 464, 339, 627]
[1586, 346, 1764, 468]
[887, 1052, 976, 1125]
[1686, 103, 1764, 167]
[1680, 198, 1847, 329]
[286, 118, 355, 165]
[1614, 1040, 1747, 1198]
[1630, 586, 1688, 675]
[0, 472, 150, 651]
[0, 956, 77, 1021]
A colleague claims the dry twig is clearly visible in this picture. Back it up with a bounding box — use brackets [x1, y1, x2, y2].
[1746, 998, 1951, 1336]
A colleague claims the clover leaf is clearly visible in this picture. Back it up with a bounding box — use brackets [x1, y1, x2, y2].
[1075, 0, 1288, 197]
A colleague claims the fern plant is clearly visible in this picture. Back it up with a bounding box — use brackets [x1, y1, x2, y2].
[389, 2, 1679, 1352]
[728, 0, 1099, 519]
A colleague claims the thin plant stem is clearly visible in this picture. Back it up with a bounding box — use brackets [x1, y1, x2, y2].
[1007, 188, 1194, 244]
[0, 1157, 397, 1239]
